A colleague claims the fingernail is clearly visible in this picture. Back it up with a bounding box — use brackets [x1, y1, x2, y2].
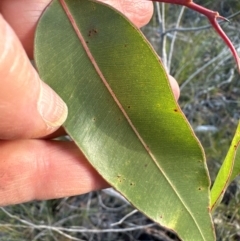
[38, 82, 68, 128]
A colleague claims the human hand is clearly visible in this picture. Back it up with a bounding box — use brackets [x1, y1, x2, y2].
[0, 0, 179, 206]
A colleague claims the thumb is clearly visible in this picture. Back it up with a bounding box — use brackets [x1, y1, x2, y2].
[0, 15, 68, 139]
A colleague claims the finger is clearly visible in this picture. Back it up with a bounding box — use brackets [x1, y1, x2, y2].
[0, 0, 48, 59]
[0, 140, 108, 206]
[43, 127, 66, 139]
[100, 0, 153, 27]
[169, 75, 180, 100]
[0, 15, 68, 139]
[0, 0, 153, 58]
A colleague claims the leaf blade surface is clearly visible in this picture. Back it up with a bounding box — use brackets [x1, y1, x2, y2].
[210, 122, 240, 211]
[34, 0, 215, 240]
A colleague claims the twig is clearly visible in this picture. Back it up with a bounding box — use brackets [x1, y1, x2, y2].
[162, 11, 240, 36]
[1, 207, 156, 233]
[98, 191, 129, 212]
[0, 207, 84, 241]
[110, 209, 138, 227]
[180, 48, 229, 90]
[102, 188, 129, 204]
[167, 6, 185, 71]
[156, 2, 168, 71]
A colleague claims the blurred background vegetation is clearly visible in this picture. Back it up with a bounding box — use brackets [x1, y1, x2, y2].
[1, 0, 240, 240]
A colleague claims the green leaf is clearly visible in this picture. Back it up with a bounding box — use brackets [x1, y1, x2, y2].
[34, 0, 215, 240]
[210, 122, 240, 211]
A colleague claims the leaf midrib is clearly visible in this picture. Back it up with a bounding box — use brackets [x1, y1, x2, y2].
[59, 0, 207, 239]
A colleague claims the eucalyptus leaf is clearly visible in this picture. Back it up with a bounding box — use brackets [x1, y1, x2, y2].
[34, 0, 215, 240]
[210, 122, 240, 211]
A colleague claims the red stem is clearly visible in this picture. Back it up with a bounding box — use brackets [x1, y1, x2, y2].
[152, 0, 240, 72]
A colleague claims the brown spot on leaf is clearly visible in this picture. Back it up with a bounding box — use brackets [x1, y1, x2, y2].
[88, 28, 98, 37]
[130, 182, 135, 186]
[91, 4, 96, 10]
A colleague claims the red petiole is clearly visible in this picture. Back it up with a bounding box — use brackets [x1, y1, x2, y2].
[151, 0, 240, 72]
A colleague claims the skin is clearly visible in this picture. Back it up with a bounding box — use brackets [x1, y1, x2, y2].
[0, 0, 180, 206]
